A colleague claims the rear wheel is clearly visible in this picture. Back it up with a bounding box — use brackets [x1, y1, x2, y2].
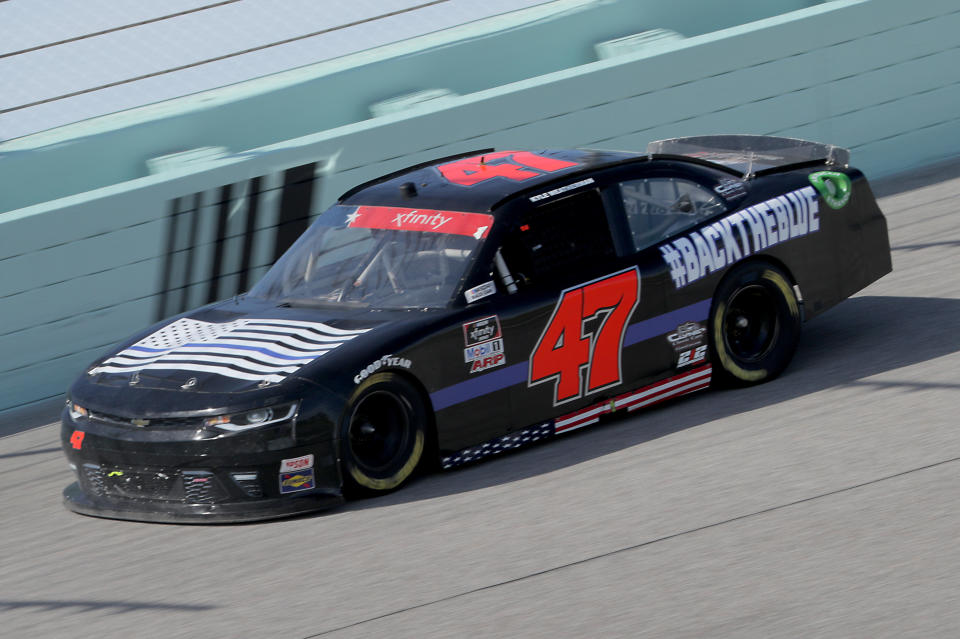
[340, 373, 426, 495]
[710, 262, 801, 385]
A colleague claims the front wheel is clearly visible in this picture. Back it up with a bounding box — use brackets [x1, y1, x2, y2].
[709, 262, 801, 386]
[340, 373, 427, 495]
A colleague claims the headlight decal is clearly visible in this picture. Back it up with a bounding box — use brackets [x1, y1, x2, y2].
[204, 402, 298, 432]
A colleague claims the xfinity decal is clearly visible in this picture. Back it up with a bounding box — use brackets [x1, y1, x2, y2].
[660, 186, 820, 289]
[347, 205, 493, 239]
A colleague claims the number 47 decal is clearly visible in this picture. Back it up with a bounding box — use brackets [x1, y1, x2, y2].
[529, 267, 640, 405]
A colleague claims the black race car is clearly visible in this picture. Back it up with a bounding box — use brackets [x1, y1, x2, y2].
[60, 135, 891, 523]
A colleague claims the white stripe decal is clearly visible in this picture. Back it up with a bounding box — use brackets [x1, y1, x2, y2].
[555, 366, 711, 434]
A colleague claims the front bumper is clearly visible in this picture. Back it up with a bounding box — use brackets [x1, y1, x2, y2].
[61, 409, 344, 523]
[63, 480, 342, 524]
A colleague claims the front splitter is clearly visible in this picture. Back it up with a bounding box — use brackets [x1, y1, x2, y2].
[63, 482, 344, 524]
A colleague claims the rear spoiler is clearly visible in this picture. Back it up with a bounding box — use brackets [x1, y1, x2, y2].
[647, 135, 850, 179]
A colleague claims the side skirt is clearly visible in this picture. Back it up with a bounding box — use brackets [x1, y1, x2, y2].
[441, 365, 711, 470]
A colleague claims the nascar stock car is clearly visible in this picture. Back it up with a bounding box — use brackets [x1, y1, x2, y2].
[61, 135, 891, 522]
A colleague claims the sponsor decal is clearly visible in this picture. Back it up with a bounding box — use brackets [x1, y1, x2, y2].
[677, 345, 708, 367]
[347, 206, 492, 239]
[463, 315, 502, 347]
[354, 355, 412, 384]
[279, 454, 314, 473]
[279, 468, 315, 494]
[441, 423, 553, 469]
[555, 365, 712, 433]
[667, 322, 708, 368]
[529, 178, 595, 202]
[463, 316, 506, 374]
[660, 186, 820, 289]
[809, 171, 852, 209]
[90, 317, 369, 384]
[464, 280, 496, 303]
[529, 267, 640, 405]
[714, 179, 747, 200]
[667, 322, 706, 349]
[69, 430, 85, 450]
[464, 338, 503, 363]
[438, 151, 579, 186]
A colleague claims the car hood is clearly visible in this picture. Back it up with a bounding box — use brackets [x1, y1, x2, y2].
[82, 298, 401, 398]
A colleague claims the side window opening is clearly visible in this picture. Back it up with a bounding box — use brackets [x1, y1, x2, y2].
[497, 189, 616, 290]
[620, 178, 725, 252]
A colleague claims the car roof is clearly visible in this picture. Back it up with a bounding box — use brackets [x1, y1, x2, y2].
[337, 148, 647, 214]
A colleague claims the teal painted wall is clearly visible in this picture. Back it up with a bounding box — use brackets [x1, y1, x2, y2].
[1, 0, 958, 413]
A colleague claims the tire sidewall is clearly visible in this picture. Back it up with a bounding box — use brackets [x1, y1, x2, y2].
[709, 262, 801, 385]
[340, 372, 426, 493]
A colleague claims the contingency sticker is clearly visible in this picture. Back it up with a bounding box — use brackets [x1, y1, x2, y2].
[279, 454, 314, 473]
[462, 315, 505, 374]
[464, 280, 496, 303]
[667, 322, 707, 368]
[279, 469, 315, 494]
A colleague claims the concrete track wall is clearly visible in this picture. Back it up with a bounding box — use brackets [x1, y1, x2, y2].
[2, 0, 958, 413]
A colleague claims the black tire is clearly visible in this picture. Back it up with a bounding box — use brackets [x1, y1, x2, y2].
[709, 262, 801, 386]
[340, 373, 427, 495]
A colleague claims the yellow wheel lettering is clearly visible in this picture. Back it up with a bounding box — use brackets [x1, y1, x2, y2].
[349, 430, 424, 491]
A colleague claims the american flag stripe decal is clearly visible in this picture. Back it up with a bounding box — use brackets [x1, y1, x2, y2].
[555, 365, 711, 434]
[89, 317, 368, 383]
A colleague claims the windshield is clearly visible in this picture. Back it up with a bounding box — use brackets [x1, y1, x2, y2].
[250, 204, 493, 309]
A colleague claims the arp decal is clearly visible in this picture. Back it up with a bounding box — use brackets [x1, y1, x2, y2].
[529, 267, 640, 405]
[347, 205, 492, 239]
[463, 316, 505, 374]
[809, 171, 852, 209]
[660, 186, 820, 289]
[70, 431, 85, 450]
[438, 151, 579, 187]
[279, 468, 315, 494]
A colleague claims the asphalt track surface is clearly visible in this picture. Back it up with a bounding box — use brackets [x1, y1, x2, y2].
[2, 161, 959, 638]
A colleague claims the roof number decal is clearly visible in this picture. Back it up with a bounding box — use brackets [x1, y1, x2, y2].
[438, 151, 578, 186]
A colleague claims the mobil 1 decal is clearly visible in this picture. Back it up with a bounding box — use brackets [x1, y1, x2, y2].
[660, 186, 819, 289]
[529, 267, 640, 406]
[463, 315, 505, 374]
